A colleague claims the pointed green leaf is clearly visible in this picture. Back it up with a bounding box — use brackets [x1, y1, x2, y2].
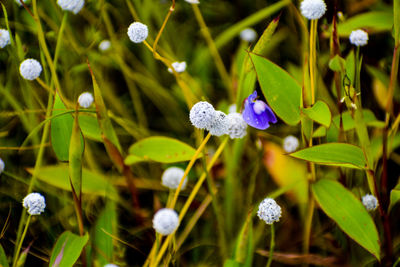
[78, 114, 102, 142]
[93, 202, 116, 265]
[289, 143, 367, 169]
[312, 179, 380, 260]
[302, 100, 331, 128]
[337, 11, 393, 36]
[69, 111, 84, 199]
[0, 244, 8, 267]
[252, 15, 280, 56]
[328, 55, 346, 72]
[250, 53, 301, 125]
[51, 93, 73, 161]
[390, 180, 400, 211]
[49, 231, 89, 267]
[126, 136, 200, 164]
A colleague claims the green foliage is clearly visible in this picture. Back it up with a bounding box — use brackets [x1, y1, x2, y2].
[337, 11, 393, 36]
[301, 100, 331, 128]
[0, 244, 8, 267]
[49, 231, 89, 267]
[312, 179, 380, 260]
[69, 111, 84, 199]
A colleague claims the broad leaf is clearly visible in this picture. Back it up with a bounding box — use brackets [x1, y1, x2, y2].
[78, 114, 102, 142]
[93, 202, 116, 265]
[0, 244, 8, 267]
[337, 11, 393, 36]
[49, 231, 89, 267]
[312, 179, 380, 260]
[289, 143, 367, 169]
[126, 136, 200, 164]
[250, 53, 301, 125]
[302, 100, 331, 128]
[69, 110, 84, 199]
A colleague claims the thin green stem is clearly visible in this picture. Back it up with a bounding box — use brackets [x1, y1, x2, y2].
[309, 19, 317, 105]
[53, 12, 68, 70]
[266, 223, 275, 267]
[152, 0, 175, 57]
[12, 215, 31, 267]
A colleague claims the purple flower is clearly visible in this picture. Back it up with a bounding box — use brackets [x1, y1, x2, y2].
[242, 91, 277, 130]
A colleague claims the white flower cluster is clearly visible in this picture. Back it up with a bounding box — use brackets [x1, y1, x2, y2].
[103, 264, 119, 267]
[0, 158, 5, 174]
[257, 198, 282, 225]
[19, 59, 42, 80]
[162, 167, 188, 190]
[57, 0, 85, 14]
[349, 29, 368, 47]
[185, 0, 199, 4]
[14, 0, 29, 6]
[362, 194, 378, 211]
[23, 192, 46, 215]
[300, 0, 326, 20]
[283, 135, 299, 153]
[99, 40, 111, 51]
[78, 92, 94, 108]
[240, 28, 257, 42]
[152, 208, 179, 235]
[0, 29, 10, 49]
[168, 61, 187, 73]
[127, 22, 148, 43]
[189, 101, 247, 138]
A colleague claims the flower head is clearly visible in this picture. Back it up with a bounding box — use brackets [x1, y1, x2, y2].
[257, 198, 282, 225]
[57, 0, 84, 14]
[362, 194, 378, 211]
[23, 192, 46, 215]
[99, 40, 111, 51]
[0, 29, 10, 49]
[240, 28, 257, 42]
[152, 208, 179, 235]
[242, 91, 277, 130]
[208, 111, 229, 136]
[283, 135, 299, 153]
[349, 29, 368, 47]
[20, 59, 42, 80]
[300, 0, 326, 20]
[189, 101, 216, 129]
[228, 104, 237, 114]
[168, 61, 187, 73]
[78, 92, 94, 108]
[0, 158, 5, 174]
[104, 264, 119, 267]
[226, 112, 247, 139]
[162, 167, 188, 190]
[127, 22, 148, 43]
[185, 0, 200, 4]
[14, 0, 29, 6]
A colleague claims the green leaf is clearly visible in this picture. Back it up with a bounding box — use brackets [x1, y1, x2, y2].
[389, 179, 400, 211]
[252, 15, 280, 56]
[93, 202, 116, 265]
[302, 100, 331, 128]
[69, 111, 84, 199]
[51, 93, 73, 161]
[337, 11, 393, 36]
[0, 244, 9, 267]
[312, 179, 380, 260]
[49, 231, 89, 267]
[370, 133, 400, 162]
[395, 0, 400, 44]
[233, 211, 254, 265]
[289, 143, 367, 169]
[328, 55, 346, 72]
[126, 136, 200, 164]
[26, 165, 119, 200]
[78, 114, 102, 142]
[250, 53, 301, 125]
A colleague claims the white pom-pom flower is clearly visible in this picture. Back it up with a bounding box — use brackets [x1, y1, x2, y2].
[14, 0, 29, 6]
[283, 135, 299, 153]
[162, 167, 188, 190]
[19, 59, 42, 80]
[0, 158, 4, 174]
[152, 208, 179, 235]
[0, 29, 10, 49]
[127, 22, 148, 43]
[228, 104, 237, 114]
[78, 92, 94, 108]
[349, 29, 368, 47]
[362, 194, 378, 211]
[23, 192, 46, 215]
[185, 0, 200, 4]
[300, 0, 326, 20]
[99, 40, 111, 51]
[103, 264, 118, 267]
[168, 61, 187, 73]
[226, 112, 247, 139]
[57, 0, 84, 14]
[257, 198, 282, 225]
[189, 101, 216, 129]
[208, 111, 229, 136]
[240, 28, 257, 42]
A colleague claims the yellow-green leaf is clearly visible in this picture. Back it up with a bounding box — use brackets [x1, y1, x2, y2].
[337, 11, 393, 36]
[69, 111, 84, 199]
[49, 231, 89, 267]
[302, 100, 331, 128]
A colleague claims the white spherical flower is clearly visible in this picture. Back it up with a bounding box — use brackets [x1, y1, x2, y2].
[19, 59, 42, 80]
[349, 29, 368, 47]
[228, 104, 237, 114]
[185, 0, 200, 4]
[99, 40, 111, 51]
[257, 198, 282, 225]
[78, 92, 94, 108]
[189, 101, 216, 129]
[127, 22, 148, 43]
[152, 208, 179, 235]
[57, 0, 84, 14]
[362, 194, 378, 211]
[0, 29, 10, 49]
[0, 158, 4, 174]
[208, 111, 229, 136]
[240, 28, 257, 42]
[103, 264, 119, 267]
[162, 167, 188, 190]
[168, 61, 187, 73]
[283, 135, 299, 153]
[14, 0, 29, 6]
[300, 0, 326, 20]
[23, 192, 46, 215]
[226, 112, 247, 139]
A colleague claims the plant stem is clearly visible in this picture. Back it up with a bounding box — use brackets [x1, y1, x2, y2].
[309, 19, 317, 105]
[12, 215, 31, 267]
[266, 223, 275, 267]
[152, 0, 175, 57]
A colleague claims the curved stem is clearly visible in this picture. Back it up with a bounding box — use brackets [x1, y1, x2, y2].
[12, 215, 31, 267]
[152, 0, 175, 57]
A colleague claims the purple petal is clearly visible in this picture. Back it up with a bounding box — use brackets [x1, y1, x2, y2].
[263, 104, 277, 123]
[248, 90, 258, 102]
[242, 100, 271, 130]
